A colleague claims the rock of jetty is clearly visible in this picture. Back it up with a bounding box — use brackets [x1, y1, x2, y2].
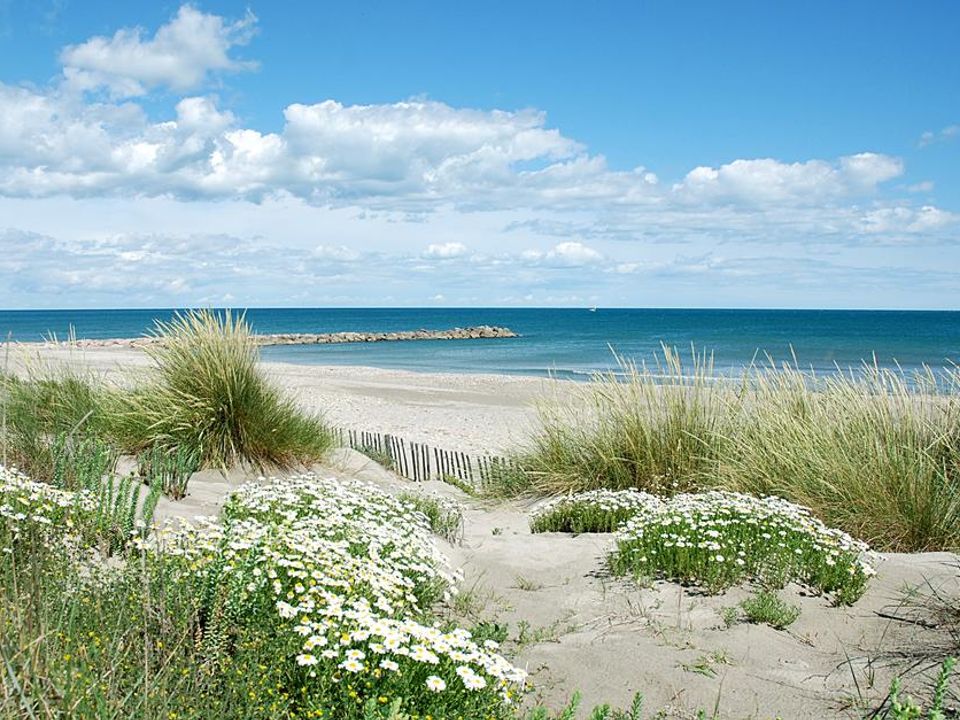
[51, 326, 519, 349]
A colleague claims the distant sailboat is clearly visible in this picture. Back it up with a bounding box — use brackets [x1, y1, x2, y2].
[589, 305, 598, 312]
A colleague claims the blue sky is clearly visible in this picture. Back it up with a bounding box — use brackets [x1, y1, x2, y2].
[0, 1, 958, 308]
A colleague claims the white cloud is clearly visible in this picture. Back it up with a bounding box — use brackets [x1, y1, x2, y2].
[313, 244, 361, 262]
[0, 6, 957, 309]
[674, 152, 903, 204]
[60, 5, 257, 97]
[919, 124, 959, 147]
[525, 241, 603, 267]
[859, 205, 959, 235]
[424, 241, 468, 258]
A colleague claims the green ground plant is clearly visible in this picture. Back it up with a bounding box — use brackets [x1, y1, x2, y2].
[738, 590, 801, 630]
[357, 443, 395, 469]
[610, 491, 875, 605]
[137, 443, 201, 499]
[877, 657, 956, 720]
[396, 491, 465, 543]
[529, 488, 661, 533]
[50, 433, 117, 490]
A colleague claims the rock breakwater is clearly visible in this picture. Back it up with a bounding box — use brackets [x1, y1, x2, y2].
[50, 326, 519, 349]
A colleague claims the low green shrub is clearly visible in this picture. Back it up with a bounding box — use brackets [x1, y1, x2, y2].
[738, 590, 801, 630]
[357, 444, 395, 470]
[878, 657, 956, 719]
[50, 433, 117, 491]
[397, 491, 464, 543]
[529, 489, 661, 533]
[610, 491, 876, 605]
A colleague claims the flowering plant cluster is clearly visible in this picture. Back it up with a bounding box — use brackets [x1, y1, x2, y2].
[529, 489, 662, 534]
[611, 491, 876, 604]
[143, 474, 527, 718]
[0, 465, 93, 548]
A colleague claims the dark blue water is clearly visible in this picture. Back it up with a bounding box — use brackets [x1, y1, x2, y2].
[1, 308, 957, 379]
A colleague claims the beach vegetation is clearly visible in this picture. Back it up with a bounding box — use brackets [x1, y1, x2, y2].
[610, 491, 876, 605]
[0, 362, 111, 482]
[108, 309, 333, 469]
[357, 443, 396, 470]
[877, 658, 957, 720]
[1, 467, 527, 718]
[396, 491, 465, 543]
[518, 347, 960, 552]
[738, 590, 801, 630]
[720, 363, 960, 553]
[529, 488, 661, 533]
[137, 443, 200, 500]
[520, 348, 727, 498]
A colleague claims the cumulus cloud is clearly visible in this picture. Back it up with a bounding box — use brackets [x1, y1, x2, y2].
[0, 6, 957, 309]
[60, 5, 257, 97]
[424, 242, 468, 258]
[858, 205, 959, 235]
[522, 241, 603, 267]
[674, 152, 903, 204]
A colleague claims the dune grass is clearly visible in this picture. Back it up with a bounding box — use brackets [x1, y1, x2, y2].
[520, 347, 729, 497]
[1, 310, 333, 502]
[517, 348, 960, 552]
[0, 362, 110, 482]
[721, 364, 960, 552]
[106, 309, 333, 469]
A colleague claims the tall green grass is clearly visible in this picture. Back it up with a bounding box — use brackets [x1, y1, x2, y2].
[520, 348, 730, 496]
[0, 362, 109, 482]
[2, 310, 333, 484]
[107, 309, 333, 469]
[722, 364, 960, 552]
[518, 348, 960, 552]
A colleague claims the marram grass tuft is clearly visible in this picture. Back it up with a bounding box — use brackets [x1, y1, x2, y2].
[108, 309, 332, 469]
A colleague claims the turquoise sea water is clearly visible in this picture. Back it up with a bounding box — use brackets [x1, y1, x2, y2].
[1, 308, 958, 380]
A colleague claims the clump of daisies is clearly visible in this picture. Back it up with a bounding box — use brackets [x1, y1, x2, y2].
[141, 473, 527, 717]
[530, 489, 663, 533]
[0, 466, 94, 550]
[610, 491, 877, 605]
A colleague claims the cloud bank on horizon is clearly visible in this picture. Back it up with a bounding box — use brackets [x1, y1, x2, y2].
[0, 4, 958, 309]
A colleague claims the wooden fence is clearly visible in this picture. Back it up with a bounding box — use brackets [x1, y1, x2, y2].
[333, 427, 522, 491]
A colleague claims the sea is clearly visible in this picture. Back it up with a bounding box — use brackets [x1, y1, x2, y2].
[1, 308, 958, 381]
